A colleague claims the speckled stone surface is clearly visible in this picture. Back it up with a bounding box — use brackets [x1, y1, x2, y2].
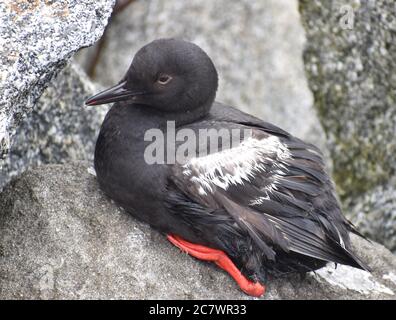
[0, 162, 395, 300]
[76, 0, 327, 154]
[0, 0, 115, 164]
[299, 0, 396, 251]
[0, 62, 109, 188]
[349, 179, 396, 252]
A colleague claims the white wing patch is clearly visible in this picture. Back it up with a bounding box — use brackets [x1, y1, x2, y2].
[182, 136, 291, 196]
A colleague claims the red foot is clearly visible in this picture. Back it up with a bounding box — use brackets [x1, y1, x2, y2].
[167, 234, 265, 297]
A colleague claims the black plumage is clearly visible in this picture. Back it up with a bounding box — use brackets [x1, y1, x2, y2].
[86, 38, 369, 285]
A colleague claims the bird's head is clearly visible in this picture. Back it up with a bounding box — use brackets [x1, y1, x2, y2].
[85, 38, 218, 115]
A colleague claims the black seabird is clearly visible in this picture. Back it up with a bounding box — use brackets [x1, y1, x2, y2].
[86, 38, 369, 297]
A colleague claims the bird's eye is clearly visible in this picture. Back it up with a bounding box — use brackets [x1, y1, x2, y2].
[157, 74, 172, 85]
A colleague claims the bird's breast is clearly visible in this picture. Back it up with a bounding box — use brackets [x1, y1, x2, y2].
[94, 114, 170, 215]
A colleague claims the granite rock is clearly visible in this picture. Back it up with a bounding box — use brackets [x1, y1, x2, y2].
[0, 0, 115, 169]
[299, 0, 396, 251]
[0, 62, 108, 188]
[349, 180, 396, 252]
[0, 162, 395, 300]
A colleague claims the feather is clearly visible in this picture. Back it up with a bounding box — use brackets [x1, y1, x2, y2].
[166, 117, 369, 277]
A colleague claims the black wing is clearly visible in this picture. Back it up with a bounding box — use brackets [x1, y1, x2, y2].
[167, 111, 369, 273]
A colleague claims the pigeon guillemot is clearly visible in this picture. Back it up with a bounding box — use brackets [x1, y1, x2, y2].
[85, 38, 369, 297]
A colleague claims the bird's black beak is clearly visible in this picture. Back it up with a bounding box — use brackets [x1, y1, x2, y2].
[85, 81, 144, 106]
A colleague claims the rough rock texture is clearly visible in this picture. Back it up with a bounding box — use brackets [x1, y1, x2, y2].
[0, 62, 109, 188]
[348, 182, 396, 253]
[0, 0, 115, 167]
[0, 162, 395, 300]
[76, 0, 327, 154]
[299, 0, 396, 251]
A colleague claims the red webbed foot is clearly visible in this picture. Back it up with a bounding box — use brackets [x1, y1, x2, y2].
[167, 234, 265, 297]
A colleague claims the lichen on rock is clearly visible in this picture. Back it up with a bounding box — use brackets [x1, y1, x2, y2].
[299, 0, 396, 251]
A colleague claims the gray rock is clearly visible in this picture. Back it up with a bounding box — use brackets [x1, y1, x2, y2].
[0, 0, 115, 164]
[299, 0, 396, 251]
[76, 0, 327, 153]
[0, 162, 395, 300]
[349, 180, 396, 252]
[0, 62, 108, 189]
